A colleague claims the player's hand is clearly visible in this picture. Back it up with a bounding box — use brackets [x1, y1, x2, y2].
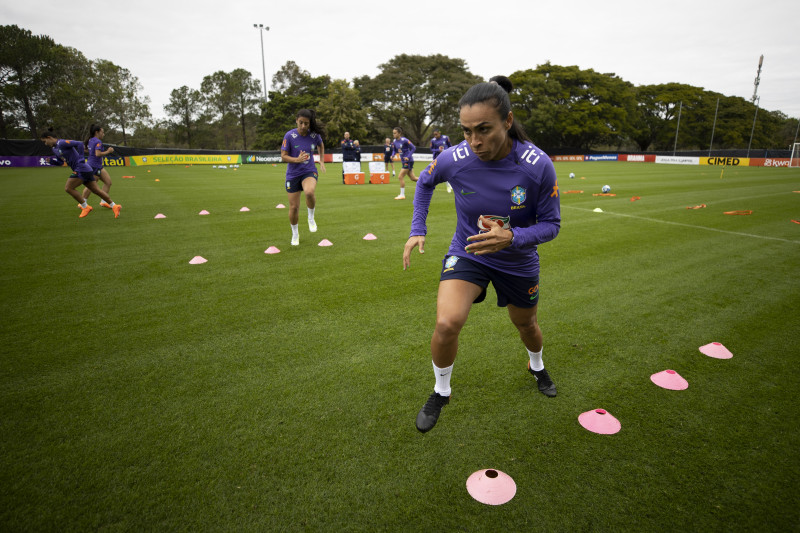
[107, 147, 114, 154]
[403, 235, 425, 270]
[465, 216, 513, 255]
[319, 162, 326, 173]
[297, 151, 309, 163]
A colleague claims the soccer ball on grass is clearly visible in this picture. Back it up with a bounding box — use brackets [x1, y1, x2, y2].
[602, 185, 611, 193]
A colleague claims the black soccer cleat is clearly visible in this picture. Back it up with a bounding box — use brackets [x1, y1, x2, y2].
[528, 361, 557, 397]
[415, 391, 450, 433]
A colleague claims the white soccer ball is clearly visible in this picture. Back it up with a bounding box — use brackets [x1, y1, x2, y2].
[602, 185, 611, 193]
[569, 172, 575, 179]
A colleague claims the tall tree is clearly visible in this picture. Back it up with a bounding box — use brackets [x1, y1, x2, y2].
[165, 85, 203, 147]
[271, 61, 309, 93]
[317, 80, 368, 145]
[255, 65, 330, 149]
[100, 63, 150, 145]
[510, 63, 637, 151]
[228, 68, 261, 150]
[630, 83, 705, 151]
[354, 54, 482, 145]
[0, 25, 58, 137]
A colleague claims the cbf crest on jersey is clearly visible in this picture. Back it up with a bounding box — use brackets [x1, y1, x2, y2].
[511, 186, 527, 205]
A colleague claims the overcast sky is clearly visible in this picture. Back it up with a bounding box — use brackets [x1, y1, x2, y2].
[5, 0, 800, 124]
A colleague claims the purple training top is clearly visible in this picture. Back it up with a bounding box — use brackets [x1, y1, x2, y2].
[87, 136, 104, 169]
[52, 139, 93, 173]
[430, 135, 452, 159]
[391, 136, 415, 162]
[281, 128, 323, 179]
[410, 139, 560, 277]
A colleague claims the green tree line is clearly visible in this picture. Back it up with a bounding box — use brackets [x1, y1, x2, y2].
[2, 25, 797, 152]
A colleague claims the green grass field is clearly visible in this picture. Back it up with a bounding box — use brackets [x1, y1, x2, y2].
[1, 161, 799, 531]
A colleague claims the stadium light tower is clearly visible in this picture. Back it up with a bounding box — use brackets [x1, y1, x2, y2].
[253, 24, 270, 103]
[751, 54, 763, 103]
[747, 55, 764, 157]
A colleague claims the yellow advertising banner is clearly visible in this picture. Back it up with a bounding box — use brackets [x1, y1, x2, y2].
[700, 156, 750, 166]
[129, 154, 242, 166]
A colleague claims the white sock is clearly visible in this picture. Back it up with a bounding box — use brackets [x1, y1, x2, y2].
[528, 347, 544, 372]
[291, 224, 299, 237]
[307, 207, 315, 220]
[400, 187, 405, 196]
[80, 201, 88, 208]
[433, 361, 453, 397]
[108, 201, 116, 207]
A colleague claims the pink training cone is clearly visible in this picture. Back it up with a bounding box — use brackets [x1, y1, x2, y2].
[189, 256, 207, 264]
[578, 409, 621, 434]
[198, 210, 210, 215]
[466, 469, 516, 505]
[650, 369, 689, 390]
[699, 342, 733, 359]
[264, 246, 281, 254]
[240, 207, 250, 212]
[276, 204, 286, 209]
[363, 233, 377, 240]
[318, 239, 333, 247]
[154, 213, 166, 219]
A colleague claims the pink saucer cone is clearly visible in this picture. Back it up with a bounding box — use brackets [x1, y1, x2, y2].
[578, 409, 621, 435]
[650, 369, 688, 390]
[699, 342, 733, 359]
[466, 469, 516, 505]
[276, 204, 286, 209]
[189, 256, 207, 264]
[318, 239, 333, 247]
[264, 246, 280, 254]
[240, 207, 250, 212]
[154, 213, 166, 219]
[363, 233, 377, 240]
[198, 210, 210, 215]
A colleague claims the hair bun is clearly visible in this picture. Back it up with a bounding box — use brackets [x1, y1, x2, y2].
[489, 75, 513, 94]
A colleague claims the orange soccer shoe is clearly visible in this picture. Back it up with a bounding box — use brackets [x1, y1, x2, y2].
[79, 205, 93, 218]
[100, 201, 112, 209]
[112, 204, 121, 218]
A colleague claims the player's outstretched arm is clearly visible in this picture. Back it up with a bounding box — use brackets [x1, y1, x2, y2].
[403, 236, 425, 270]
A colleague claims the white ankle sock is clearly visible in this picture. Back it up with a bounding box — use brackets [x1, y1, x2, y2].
[307, 207, 315, 220]
[291, 224, 299, 236]
[433, 362, 453, 397]
[527, 347, 544, 371]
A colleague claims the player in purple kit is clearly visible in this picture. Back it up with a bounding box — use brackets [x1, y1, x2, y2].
[402, 76, 561, 433]
[281, 109, 327, 246]
[82, 124, 114, 208]
[383, 138, 396, 177]
[391, 127, 416, 200]
[430, 129, 453, 192]
[429, 129, 451, 159]
[41, 131, 121, 218]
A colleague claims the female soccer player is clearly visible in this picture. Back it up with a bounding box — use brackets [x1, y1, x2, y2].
[280, 109, 326, 246]
[82, 124, 114, 208]
[41, 131, 121, 218]
[402, 77, 561, 433]
[430, 129, 453, 192]
[391, 127, 416, 200]
[383, 138, 396, 177]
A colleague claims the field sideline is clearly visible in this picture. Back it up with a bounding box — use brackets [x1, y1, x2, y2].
[1, 162, 798, 531]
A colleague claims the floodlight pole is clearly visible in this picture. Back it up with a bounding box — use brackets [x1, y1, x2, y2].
[253, 24, 270, 103]
[672, 101, 682, 156]
[751, 54, 763, 104]
[708, 97, 719, 157]
[747, 96, 759, 157]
